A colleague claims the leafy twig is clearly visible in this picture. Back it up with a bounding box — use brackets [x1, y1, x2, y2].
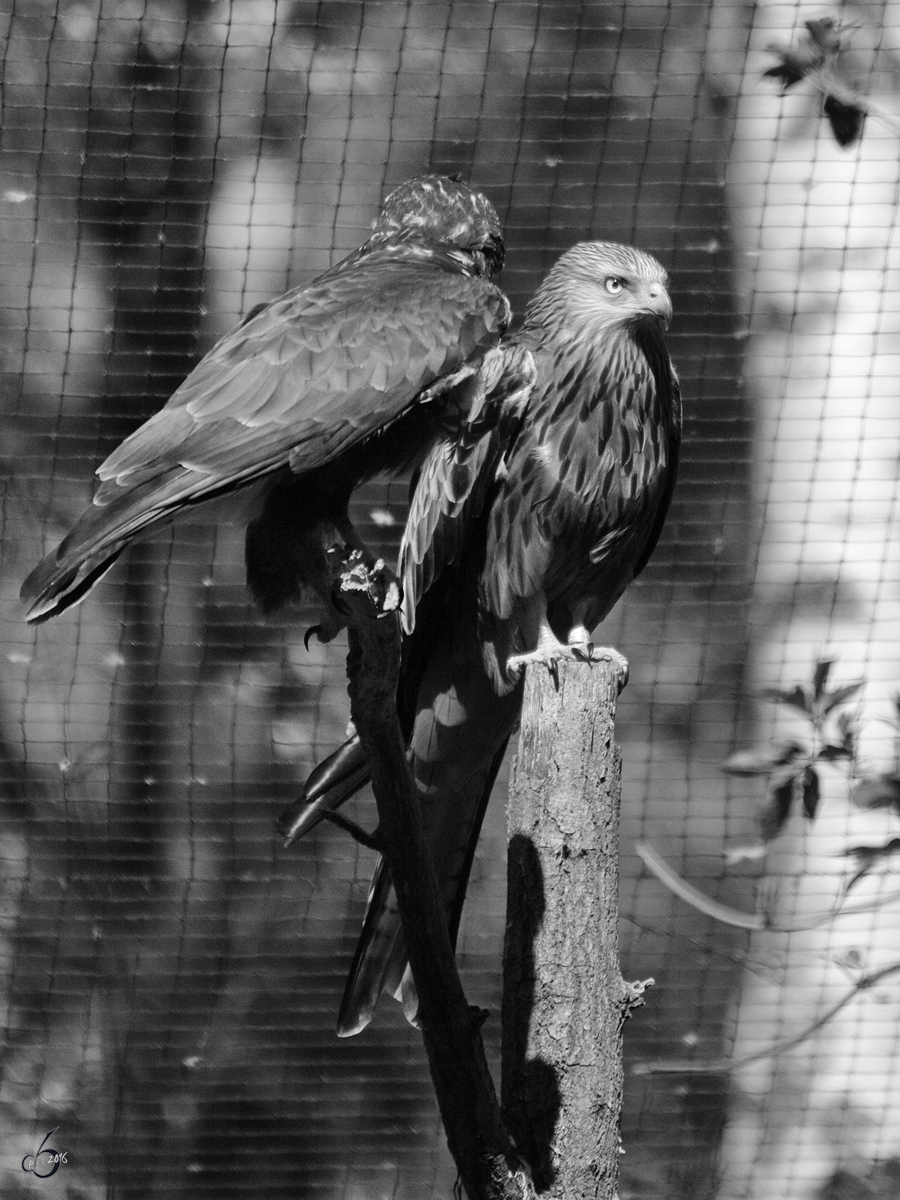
[763, 17, 900, 147]
[723, 658, 860, 844]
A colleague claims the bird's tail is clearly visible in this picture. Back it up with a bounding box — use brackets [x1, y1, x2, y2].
[282, 730, 510, 1036]
[336, 738, 510, 1037]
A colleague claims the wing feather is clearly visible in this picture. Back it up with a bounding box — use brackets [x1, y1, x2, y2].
[82, 267, 505, 551]
[21, 246, 510, 622]
[99, 258, 508, 496]
[399, 342, 534, 633]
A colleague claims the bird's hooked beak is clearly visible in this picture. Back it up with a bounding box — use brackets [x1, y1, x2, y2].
[644, 284, 673, 328]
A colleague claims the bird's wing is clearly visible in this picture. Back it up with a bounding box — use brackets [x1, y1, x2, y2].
[284, 345, 534, 1034]
[22, 252, 508, 621]
[399, 340, 535, 634]
[277, 343, 534, 841]
[97, 254, 508, 515]
[627, 321, 682, 580]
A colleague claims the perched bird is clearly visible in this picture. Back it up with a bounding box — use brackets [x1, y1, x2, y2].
[281, 240, 682, 1035]
[20, 175, 511, 630]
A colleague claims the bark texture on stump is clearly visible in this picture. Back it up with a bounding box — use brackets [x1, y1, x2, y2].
[503, 658, 628, 1200]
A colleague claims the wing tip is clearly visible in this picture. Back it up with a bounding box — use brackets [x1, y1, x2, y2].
[19, 548, 124, 625]
[20, 556, 68, 624]
[335, 1005, 375, 1039]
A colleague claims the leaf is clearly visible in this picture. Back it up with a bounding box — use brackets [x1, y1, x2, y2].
[801, 765, 821, 820]
[812, 659, 834, 702]
[852, 773, 900, 812]
[816, 742, 852, 762]
[834, 710, 857, 751]
[722, 740, 806, 777]
[758, 684, 812, 716]
[823, 94, 866, 148]
[843, 837, 900, 893]
[763, 20, 865, 150]
[762, 54, 810, 92]
[844, 837, 900, 864]
[822, 680, 864, 714]
[759, 772, 799, 842]
[763, 21, 837, 92]
[804, 17, 841, 53]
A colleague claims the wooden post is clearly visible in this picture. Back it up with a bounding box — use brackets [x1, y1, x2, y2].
[503, 658, 640, 1199]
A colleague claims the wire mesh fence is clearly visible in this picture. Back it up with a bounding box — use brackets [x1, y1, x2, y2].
[1, 1, 899, 1197]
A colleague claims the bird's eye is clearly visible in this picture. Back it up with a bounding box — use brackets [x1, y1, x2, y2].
[605, 276, 625, 295]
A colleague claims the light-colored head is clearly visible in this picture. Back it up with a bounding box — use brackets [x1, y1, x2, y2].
[528, 241, 672, 334]
[370, 175, 505, 276]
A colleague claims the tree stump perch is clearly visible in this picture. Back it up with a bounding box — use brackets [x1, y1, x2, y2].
[503, 657, 635, 1199]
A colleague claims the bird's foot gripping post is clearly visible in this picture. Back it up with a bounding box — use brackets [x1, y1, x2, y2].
[334, 550, 533, 1200]
[507, 631, 629, 694]
[330, 546, 402, 619]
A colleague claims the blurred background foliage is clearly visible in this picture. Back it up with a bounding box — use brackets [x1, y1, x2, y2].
[2, 2, 898, 1198]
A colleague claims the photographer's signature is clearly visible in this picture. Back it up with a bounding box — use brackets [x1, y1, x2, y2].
[22, 1127, 67, 1178]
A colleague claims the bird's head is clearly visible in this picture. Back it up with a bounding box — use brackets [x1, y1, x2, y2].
[370, 175, 505, 277]
[530, 241, 672, 334]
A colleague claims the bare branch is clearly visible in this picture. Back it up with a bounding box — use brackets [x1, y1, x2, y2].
[637, 841, 900, 932]
[337, 553, 532, 1200]
[636, 842, 765, 930]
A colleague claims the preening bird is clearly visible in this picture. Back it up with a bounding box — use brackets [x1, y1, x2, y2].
[20, 175, 511, 629]
[280, 240, 682, 1035]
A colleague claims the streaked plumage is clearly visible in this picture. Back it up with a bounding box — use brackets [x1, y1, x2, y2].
[21, 175, 510, 626]
[282, 241, 681, 1035]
